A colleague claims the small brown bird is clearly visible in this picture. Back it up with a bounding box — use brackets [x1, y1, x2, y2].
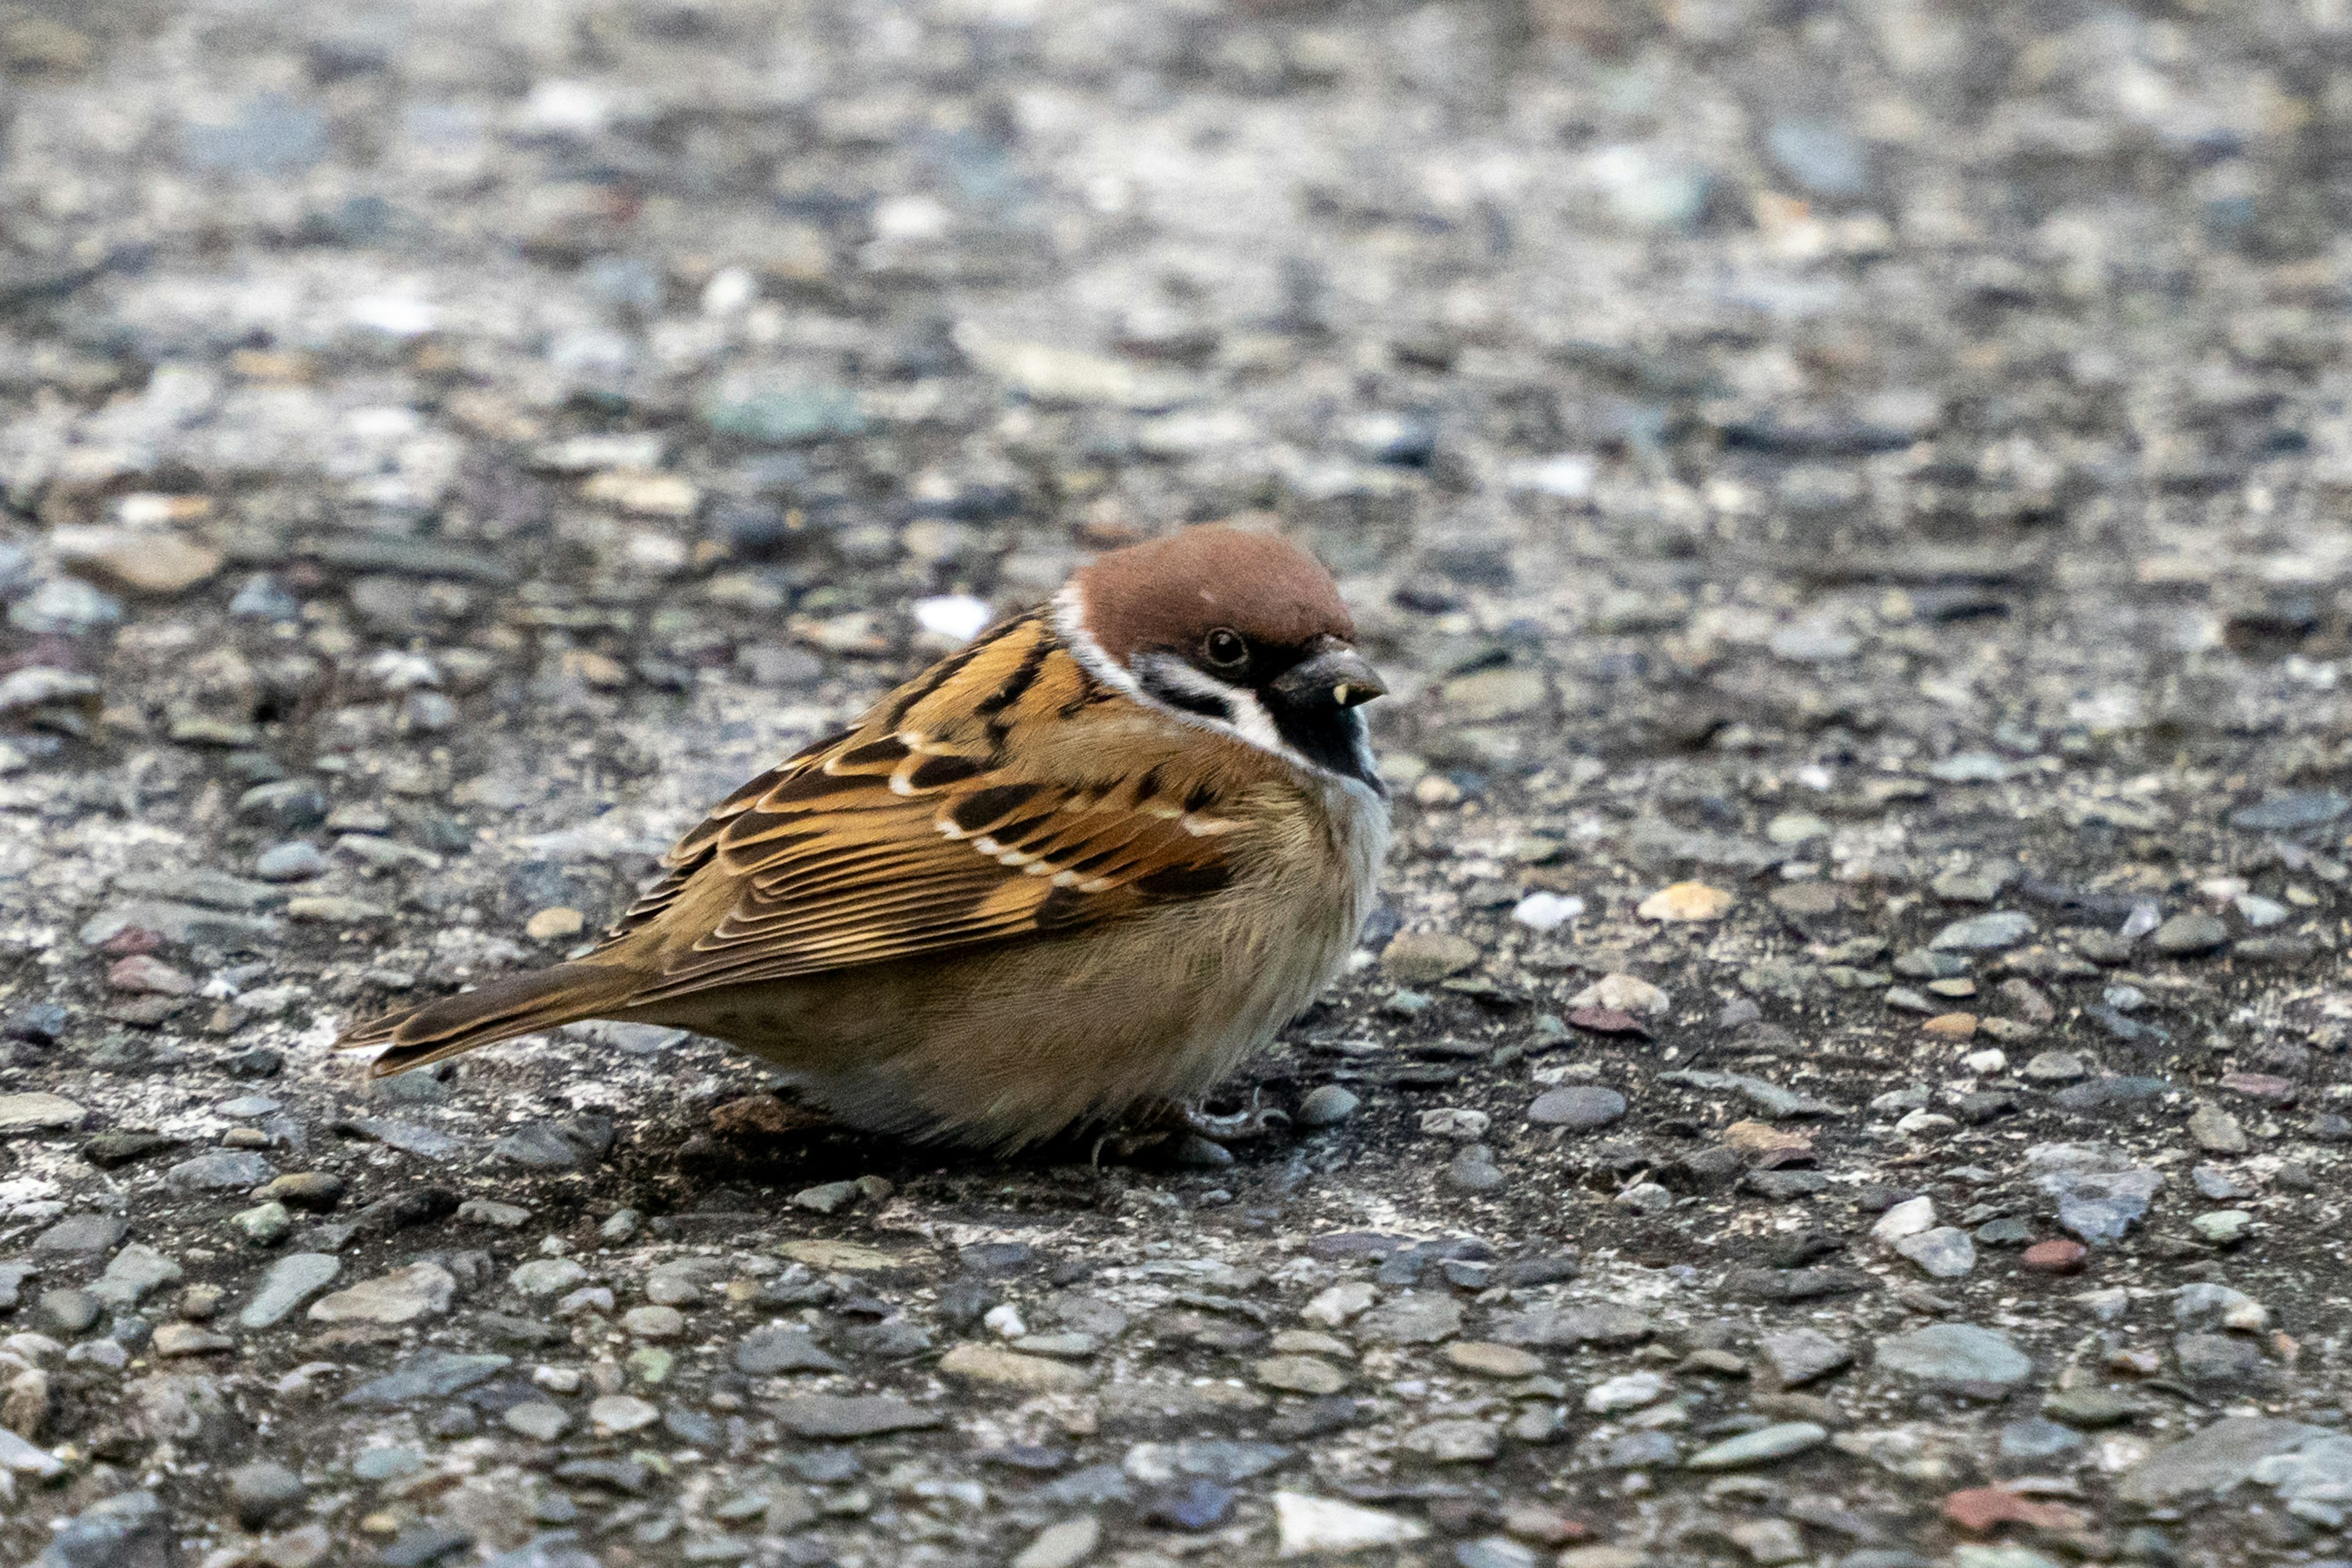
[339, 524, 1390, 1151]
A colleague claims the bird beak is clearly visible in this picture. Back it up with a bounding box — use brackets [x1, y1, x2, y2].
[1274, 643, 1387, 708]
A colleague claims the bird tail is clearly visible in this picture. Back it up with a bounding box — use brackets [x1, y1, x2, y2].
[336, 962, 647, 1077]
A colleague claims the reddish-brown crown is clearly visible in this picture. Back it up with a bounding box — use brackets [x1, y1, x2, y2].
[1069, 525, 1355, 665]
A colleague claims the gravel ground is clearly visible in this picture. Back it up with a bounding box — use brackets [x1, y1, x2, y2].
[7, 1, 2352, 1565]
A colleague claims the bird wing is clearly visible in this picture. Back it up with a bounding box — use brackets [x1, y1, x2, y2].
[603, 612, 1259, 1005]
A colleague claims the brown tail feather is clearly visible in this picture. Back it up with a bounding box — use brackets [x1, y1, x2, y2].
[337, 962, 647, 1077]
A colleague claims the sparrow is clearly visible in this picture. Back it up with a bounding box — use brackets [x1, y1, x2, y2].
[339, 524, 1391, 1152]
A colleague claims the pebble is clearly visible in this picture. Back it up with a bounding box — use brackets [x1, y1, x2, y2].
[2151, 912, 2230, 956]
[1637, 881, 1733, 921]
[307, 1262, 454, 1325]
[509, 1259, 588, 1297]
[1255, 1355, 1349, 1395]
[253, 841, 328, 881]
[503, 1401, 572, 1442]
[735, 1326, 845, 1375]
[1447, 1341, 1544, 1378]
[1528, 1085, 1627, 1130]
[164, 1151, 276, 1190]
[1929, 911, 2035, 951]
[1684, 1422, 1828, 1469]
[1758, 1330, 1852, 1386]
[589, 1393, 660, 1433]
[0, 1093, 88, 1133]
[1296, 1086, 1360, 1128]
[1584, 1371, 1668, 1412]
[1381, 932, 1480, 983]
[2020, 1239, 2086, 1273]
[1895, 1227, 1978, 1278]
[240, 1253, 340, 1328]
[34, 1214, 127, 1254]
[940, 1343, 1093, 1393]
[1273, 1492, 1428, 1555]
[1355, 1292, 1463, 1344]
[2188, 1101, 2248, 1153]
[1874, 1324, 2032, 1387]
[226, 1460, 306, 1529]
[1011, 1517, 1102, 1568]
[1403, 1419, 1499, 1463]
[770, 1394, 940, 1439]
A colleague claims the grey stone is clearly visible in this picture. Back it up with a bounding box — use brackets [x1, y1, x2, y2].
[1874, 1324, 2032, 1387]
[1444, 1144, 1505, 1191]
[2175, 1331, 2260, 1384]
[1685, 1422, 1828, 1469]
[341, 1350, 512, 1407]
[1893, 1227, 1976, 1278]
[2029, 1143, 2164, 1244]
[88, 1243, 181, 1308]
[1488, 1305, 1654, 1348]
[33, 1490, 170, 1568]
[771, 1394, 941, 1439]
[253, 841, 326, 881]
[2053, 1068, 2171, 1107]
[1527, 1085, 1627, 1130]
[164, 1152, 276, 1190]
[1296, 1086, 1360, 1127]
[510, 1259, 587, 1297]
[1354, 1292, 1463, 1344]
[37, 1289, 99, 1335]
[2000, 1417, 2087, 1462]
[2188, 1101, 2248, 1153]
[1656, 1069, 1841, 1118]
[334, 1117, 463, 1160]
[492, 1117, 612, 1170]
[227, 1459, 306, 1528]
[735, 1326, 846, 1375]
[2152, 912, 2230, 957]
[2231, 792, 2350, 832]
[1758, 1329, 1851, 1386]
[78, 899, 280, 951]
[0, 1261, 34, 1311]
[1401, 1418, 1500, 1463]
[2117, 1417, 2327, 1506]
[309, 1261, 454, 1325]
[239, 1253, 340, 1329]
[1929, 911, 2035, 951]
[33, 1215, 126, 1254]
[0, 1093, 86, 1133]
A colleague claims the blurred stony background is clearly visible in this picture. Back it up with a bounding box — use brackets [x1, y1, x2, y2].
[10, 1, 2352, 1566]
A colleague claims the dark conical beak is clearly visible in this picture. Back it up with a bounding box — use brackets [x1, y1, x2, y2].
[1272, 643, 1387, 708]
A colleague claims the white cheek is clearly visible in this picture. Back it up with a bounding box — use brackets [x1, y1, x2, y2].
[1216, 686, 1289, 756]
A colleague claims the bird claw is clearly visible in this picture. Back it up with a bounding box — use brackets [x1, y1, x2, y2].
[1181, 1100, 1291, 1144]
[1091, 1094, 1291, 1166]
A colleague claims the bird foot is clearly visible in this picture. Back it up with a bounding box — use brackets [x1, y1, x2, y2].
[1092, 1095, 1289, 1167]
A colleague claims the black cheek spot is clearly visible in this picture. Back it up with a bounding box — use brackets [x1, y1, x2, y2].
[907, 754, 987, 789]
[1135, 862, 1233, 899]
[948, 783, 1042, 833]
[1182, 781, 1219, 814]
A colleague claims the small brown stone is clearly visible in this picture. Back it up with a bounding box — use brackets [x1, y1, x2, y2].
[1723, 1120, 1813, 1159]
[1445, 1341, 1544, 1378]
[1921, 1012, 1978, 1039]
[2020, 1239, 2086, 1274]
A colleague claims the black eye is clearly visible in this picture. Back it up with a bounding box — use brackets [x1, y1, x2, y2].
[1201, 628, 1248, 670]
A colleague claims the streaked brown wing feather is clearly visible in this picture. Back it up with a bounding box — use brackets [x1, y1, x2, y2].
[606, 612, 1256, 1006]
